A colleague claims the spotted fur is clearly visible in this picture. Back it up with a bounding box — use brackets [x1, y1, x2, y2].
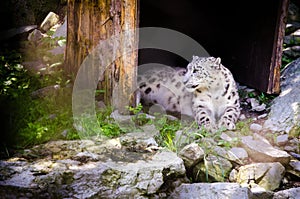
[137, 56, 240, 131]
[183, 56, 240, 130]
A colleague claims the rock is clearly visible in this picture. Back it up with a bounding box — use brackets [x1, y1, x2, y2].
[283, 46, 300, 58]
[226, 147, 248, 163]
[119, 125, 160, 152]
[0, 139, 187, 198]
[264, 57, 300, 134]
[48, 46, 65, 56]
[285, 22, 300, 35]
[178, 143, 205, 168]
[250, 123, 263, 132]
[0, 25, 37, 41]
[288, 2, 300, 23]
[248, 98, 266, 112]
[21, 60, 47, 74]
[27, 29, 43, 42]
[251, 190, 274, 199]
[193, 155, 232, 182]
[273, 187, 300, 199]
[241, 135, 290, 165]
[220, 132, 234, 142]
[169, 183, 252, 199]
[276, 134, 289, 146]
[287, 160, 300, 178]
[173, 130, 196, 149]
[239, 114, 246, 120]
[40, 12, 60, 32]
[237, 162, 285, 191]
[31, 84, 61, 99]
[257, 113, 268, 119]
[290, 152, 300, 160]
[229, 169, 238, 182]
[52, 17, 67, 38]
[284, 29, 300, 45]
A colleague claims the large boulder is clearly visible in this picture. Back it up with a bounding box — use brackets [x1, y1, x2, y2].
[236, 162, 285, 191]
[0, 138, 186, 198]
[264, 58, 300, 135]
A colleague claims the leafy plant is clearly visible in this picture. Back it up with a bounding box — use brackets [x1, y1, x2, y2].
[154, 116, 182, 151]
[126, 103, 150, 126]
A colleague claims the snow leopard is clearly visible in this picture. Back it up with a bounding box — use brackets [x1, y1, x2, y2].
[137, 56, 240, 131]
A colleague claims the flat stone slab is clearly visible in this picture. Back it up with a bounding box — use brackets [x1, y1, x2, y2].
[169, 183, 252, 199]
[273, 187, 300, 199]
[241, 136, 290, 165]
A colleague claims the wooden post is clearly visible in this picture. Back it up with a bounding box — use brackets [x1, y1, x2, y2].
[268, 0, 289, 94]
[65, 0, 138, 113]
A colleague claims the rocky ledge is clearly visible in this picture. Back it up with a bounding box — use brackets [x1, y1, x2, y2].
[0, 122, 299, 199]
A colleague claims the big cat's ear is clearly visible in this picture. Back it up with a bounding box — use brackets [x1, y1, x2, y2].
[192, 55, 198, 61]
[215, 57, 221, 65]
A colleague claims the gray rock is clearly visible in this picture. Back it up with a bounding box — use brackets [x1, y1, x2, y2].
[273, 187, 300, 199]
[52, 17, 67, 38]
[40, 12, 60, 32]
[48, 45, 65, 56]
[27, 29, 43, 42]
[285, 22, 300, 35]
[250, 123, 263, 132]
[276, 134, 289, 146]
[237, 162, 285, 191]
[31, 84, 61, 99]
[119, 125, 160, 152]
[227, 147, 248, 163]
[178, 143, 204, 168]
[287, 160, 300, 178]
[283, 46, 300, 58]
[21, 60, 47, 74]
[264, 57, 300, 134]
[288, 2, 300, 22]
[0, 25, 37, 41]
[284, 29, 300, 45]
[248, 98, 266, 112]
[0, 139, 186, 198]
[229, 169, 238, 182]
[241, 136, 290, 165]
[251, 190, 274, 199]
[169, 183, 252, 199]
[193, 155, 232, 182]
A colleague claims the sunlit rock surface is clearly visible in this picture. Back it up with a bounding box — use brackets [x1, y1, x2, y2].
[264, 58, 300, 135]
[0, 139, 186, 198]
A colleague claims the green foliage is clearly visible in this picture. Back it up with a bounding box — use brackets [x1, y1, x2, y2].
[154, 116, 182, 151]
[0, 51, 36, 98]
[126, 103, 151, 126]
[247, 91, 276, 106]
[257, 92, 276, 105]
[0, 49, 78, 151]
[12, 88, 78, 148]
[235, 119, 252, 136]
[97, 107, 126, 137]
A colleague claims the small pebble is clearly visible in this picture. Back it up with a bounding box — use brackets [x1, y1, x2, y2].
[258, 113, 268, 119]
[250, 123, 262, 132]
[239, 114, 246, 120]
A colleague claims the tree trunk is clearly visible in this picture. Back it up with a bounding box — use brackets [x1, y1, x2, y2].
[65, 0, 138, 113]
